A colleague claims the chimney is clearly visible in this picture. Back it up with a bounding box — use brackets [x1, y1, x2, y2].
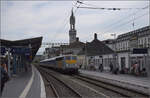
[76, 37, 79, 42]
[94, 33, 97, 40]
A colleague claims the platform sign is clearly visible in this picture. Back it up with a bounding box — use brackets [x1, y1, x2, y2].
[1, 47, 31, 55]
[132, 48, 148, 54]
[11, 47, 30, 55]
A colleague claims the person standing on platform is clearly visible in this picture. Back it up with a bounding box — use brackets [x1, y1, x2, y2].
[109, 62, 113, 72]
[99, 64, 103, 72]
[0, 60, 9, 96]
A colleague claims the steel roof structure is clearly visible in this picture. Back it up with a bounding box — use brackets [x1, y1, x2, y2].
[0, 37, 43, 60]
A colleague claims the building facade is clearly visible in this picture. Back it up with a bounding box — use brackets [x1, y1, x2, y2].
[77, 33, 114, 70]
[111, 26, 150, 74]
[101, 26, 150, 75]
[60, 37, 85, 55]
[102, 39, 115, 51]
[43, 46, 60, 59]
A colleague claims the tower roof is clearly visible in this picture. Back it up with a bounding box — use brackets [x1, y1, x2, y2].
[70, 9, 75, 24]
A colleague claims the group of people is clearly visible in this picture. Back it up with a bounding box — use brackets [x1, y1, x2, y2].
[0, 58, 9, 96]
[131, 62, 147, 76]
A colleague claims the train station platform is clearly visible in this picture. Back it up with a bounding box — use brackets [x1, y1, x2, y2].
[79, 69, 150, 96]
[1, 65, 46, 98]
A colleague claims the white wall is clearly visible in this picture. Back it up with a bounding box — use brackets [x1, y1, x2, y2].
[102, 54, 114, 70]
[103, 54, 113, 59]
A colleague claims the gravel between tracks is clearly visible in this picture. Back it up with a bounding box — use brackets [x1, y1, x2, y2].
[44, 68, 109, 98]
[35, 65, 149, 98]
[69, 76, 123, 97]
[39, 67, 81, 98]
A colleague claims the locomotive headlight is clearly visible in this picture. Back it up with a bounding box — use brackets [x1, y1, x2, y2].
[66, 64, 69, 67]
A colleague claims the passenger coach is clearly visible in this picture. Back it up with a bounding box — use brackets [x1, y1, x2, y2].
[40, 55, 78, 74]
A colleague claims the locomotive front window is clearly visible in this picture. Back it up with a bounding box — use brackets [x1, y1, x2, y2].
[72, 56, 77, 60]
[65, 56, 71, 60]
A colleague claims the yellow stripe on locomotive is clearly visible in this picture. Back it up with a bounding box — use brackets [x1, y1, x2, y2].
[65, 60, 77, 64]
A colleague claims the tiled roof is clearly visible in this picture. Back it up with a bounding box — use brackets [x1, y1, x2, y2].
[69, 41, 85, 48]
[60, 41, 85, 49]
[78, 39, 114, 56]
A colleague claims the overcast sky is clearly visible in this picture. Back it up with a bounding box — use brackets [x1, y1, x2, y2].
[1, 1, 149, 54]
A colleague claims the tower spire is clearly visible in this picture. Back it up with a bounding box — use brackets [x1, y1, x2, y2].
[71, 7, 73, 16]
[69, 8, 76, 44]
[70, 8, 75, 30]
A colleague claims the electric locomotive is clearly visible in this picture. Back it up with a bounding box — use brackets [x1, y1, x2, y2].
[40, 55, 78, 74]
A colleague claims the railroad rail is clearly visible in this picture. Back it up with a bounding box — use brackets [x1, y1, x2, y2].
[38, 68, 59, 98]
[36, 65, 149, 98]
[73, 74, 149, 98]
[37, 66, 82, 98]
[38, 67, 120, 97]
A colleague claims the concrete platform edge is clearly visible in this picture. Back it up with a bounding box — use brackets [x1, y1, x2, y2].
[32, 65, 46, 98]
[80, 73, 150, 96]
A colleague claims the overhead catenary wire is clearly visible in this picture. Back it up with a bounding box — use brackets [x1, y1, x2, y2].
[101, 5, 149, 33]
[75, 1, 147, 10]
[101, 12, 149, 35]
[75, 1, 149, 35]
[76, 6, 149, 10]
[53, 1, 149, 43]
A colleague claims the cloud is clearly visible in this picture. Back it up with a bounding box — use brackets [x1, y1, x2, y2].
[1, 1, 149, 54]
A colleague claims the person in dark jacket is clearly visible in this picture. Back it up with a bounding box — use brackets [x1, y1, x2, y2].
[0, 62, 9, 96]
[109, 62, 113, 72]
[99, 64, 103, 72]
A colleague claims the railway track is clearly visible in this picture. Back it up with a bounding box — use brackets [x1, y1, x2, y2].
[37, 66, 82, 98]
[36, 65, 149, 98]
[73, 74, 149, 98]
[39, 67, 122, 97]
[38, 69, 59, 98]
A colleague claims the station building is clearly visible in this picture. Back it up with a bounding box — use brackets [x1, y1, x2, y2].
[103, 26, 150, 76]
[77, 33, 114, 70]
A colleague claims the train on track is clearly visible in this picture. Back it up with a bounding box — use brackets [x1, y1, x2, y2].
[40, 55, 79, 74]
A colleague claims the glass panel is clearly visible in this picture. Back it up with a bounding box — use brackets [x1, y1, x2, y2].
[65, 56, 71, 60]
[72, 56, 77, 60]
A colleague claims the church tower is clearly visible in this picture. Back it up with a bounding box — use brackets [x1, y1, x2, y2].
[69, 9, 76, 44]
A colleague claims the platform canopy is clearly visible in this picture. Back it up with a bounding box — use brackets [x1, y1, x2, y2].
[0, 37, 43, 60]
